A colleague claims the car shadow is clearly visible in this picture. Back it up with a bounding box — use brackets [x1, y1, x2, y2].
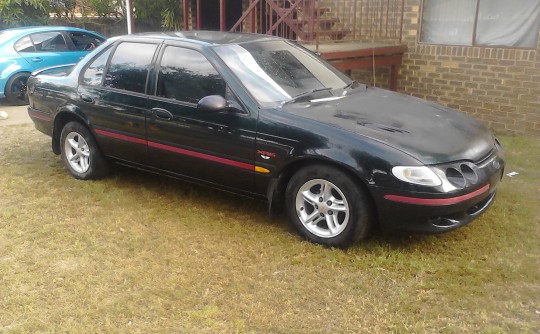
[0, 98, 12, 106]
[0, 97, 28, 107]
[106, 164, 285, 228]
[105, 165, 446, 252]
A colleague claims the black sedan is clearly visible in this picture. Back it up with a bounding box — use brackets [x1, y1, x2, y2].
[27, 32, 505, 247]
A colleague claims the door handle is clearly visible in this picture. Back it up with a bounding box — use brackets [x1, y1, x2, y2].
[31, 57, 43, 63]
[152, 108, 173, 121]
[80, 94, 94, 104]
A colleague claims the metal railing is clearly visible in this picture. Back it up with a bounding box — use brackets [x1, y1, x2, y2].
[182, 0, 404, 46]
[228, 0, 404, 44]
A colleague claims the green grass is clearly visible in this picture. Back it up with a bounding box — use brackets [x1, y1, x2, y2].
[1, 124, 539, 333]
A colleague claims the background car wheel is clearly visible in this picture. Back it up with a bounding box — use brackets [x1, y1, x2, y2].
[5, 72, 30, 105]
[60, 121, 109, 180]
[285, 165, 373, 248]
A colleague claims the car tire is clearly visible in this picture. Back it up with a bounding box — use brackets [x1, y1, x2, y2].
[5, 72, 30, 105]
[285, 165, 372, 248]
[60, 121, 109, 180]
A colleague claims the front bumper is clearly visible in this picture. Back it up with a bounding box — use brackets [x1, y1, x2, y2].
[372, 148, 505, 234]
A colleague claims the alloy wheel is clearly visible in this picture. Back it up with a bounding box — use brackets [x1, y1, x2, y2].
[295, 178, 350, 238]
[64, 132, 91, 173]
[10, 76, 28, 102]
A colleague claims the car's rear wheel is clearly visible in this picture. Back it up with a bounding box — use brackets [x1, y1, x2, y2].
[60, 121, 109, 180]
[285, 165, 372, 248]
[5, 72, 30, 105]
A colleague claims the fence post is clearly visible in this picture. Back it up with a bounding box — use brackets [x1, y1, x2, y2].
[220, 0, 227, 31]
[126, 0, 135, 34]
[183, 0, 189, 30]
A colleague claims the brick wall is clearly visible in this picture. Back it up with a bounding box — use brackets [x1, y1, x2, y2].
[351, 67, 392, 89]
[398, 0, 540, 136]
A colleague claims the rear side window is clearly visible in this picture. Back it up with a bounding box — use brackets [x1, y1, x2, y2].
[31, 32, 68, 52]
[82, 47, 113, 86]
[156, 46, 226, 104]
[104, 42, 157, 94]
[14, 36, 35, 52]
[69, 32, 103, 51]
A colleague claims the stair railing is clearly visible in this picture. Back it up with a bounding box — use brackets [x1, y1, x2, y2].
[229, 0, 322, 47]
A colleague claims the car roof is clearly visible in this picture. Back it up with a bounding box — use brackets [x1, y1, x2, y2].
[122, 31, 283, 47]
[1, 26, 103, 37]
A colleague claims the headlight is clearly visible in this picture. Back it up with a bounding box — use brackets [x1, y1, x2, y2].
[392, 166, 442, 187]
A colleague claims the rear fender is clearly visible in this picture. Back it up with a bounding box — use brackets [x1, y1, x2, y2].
[52, 105, 90, 155]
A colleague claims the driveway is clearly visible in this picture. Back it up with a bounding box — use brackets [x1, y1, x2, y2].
[0, 100, 31, 126]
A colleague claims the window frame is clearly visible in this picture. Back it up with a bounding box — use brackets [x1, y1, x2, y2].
[419, 0, 540, 49]
[78, 40, 161, 98]
[14, 35, 36, 53]
[104, 41, 159, 94]
[149, 43, 250, 116]
[152, 44, 228, 105]
[80, 44, 114, 87]
[67, 31, 105, 51]
[29, 31, 70, 52]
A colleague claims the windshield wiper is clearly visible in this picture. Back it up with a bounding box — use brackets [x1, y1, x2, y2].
[281, 87, 333, 106]
[341, 80, 362, 95]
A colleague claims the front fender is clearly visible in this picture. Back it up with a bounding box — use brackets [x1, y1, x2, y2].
[256, 107, 424, 203]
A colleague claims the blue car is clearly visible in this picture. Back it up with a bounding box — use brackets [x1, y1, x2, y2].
[0, 26, 105, 104]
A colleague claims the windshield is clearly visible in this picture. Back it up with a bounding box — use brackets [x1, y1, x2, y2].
[214, 40, 350, 107]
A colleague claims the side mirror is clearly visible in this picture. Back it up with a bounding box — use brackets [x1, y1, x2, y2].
[197, 95, 227, 112]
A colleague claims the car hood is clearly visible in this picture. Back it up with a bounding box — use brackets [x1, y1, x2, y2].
[282, 87, 494, 165]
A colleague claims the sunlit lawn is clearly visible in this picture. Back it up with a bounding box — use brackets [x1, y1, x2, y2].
[1, 124, 538, 333]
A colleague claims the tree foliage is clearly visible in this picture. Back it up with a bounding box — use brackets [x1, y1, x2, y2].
[0, 0, 51, 28]
[0, 0, 184, 31]
[85, 0, 124, 17]
[132, 0, 183, 30]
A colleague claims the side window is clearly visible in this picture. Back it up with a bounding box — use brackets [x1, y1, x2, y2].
[31, 32, 68, 52]
[69, 32, 104, 51]
[104, 42, 157, 94]
[156, 46, 226, 104]
[82, 47, 113, 86]
[14, 36, 35, 52]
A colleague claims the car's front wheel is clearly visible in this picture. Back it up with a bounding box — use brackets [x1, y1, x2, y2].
[285, 165, 373, 248]
[60, 121, 109, 180]
[5, 72, 30, 105]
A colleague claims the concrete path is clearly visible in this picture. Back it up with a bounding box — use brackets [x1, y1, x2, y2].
[0, 100, 32, 126]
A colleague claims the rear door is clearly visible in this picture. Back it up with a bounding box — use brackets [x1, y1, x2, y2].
[78, 41, 159, 164]
[16, 31, 74, 69]
[145, 44, 257, 192]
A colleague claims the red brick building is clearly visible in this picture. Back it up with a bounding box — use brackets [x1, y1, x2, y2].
[398, 0, 540, 136]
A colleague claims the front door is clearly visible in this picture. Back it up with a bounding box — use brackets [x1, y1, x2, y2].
[146, 45, 256, 192]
